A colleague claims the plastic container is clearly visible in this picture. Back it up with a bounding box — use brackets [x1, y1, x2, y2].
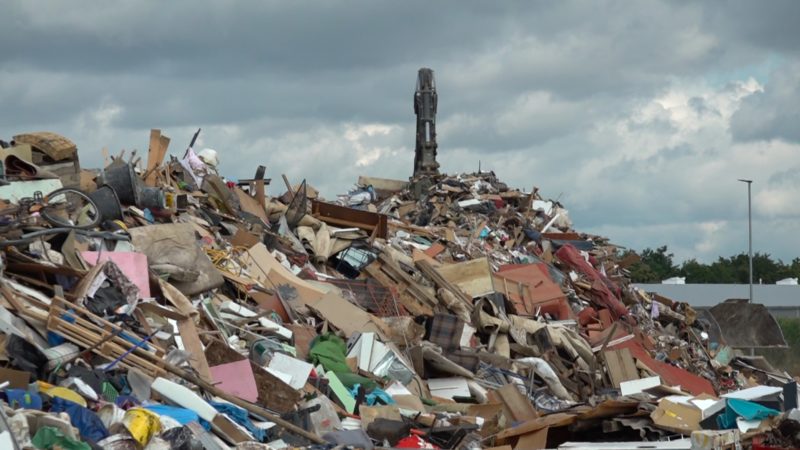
[88, 185, 123, 222]
[139, 187, 165, 209]
[100, 164, 140, 206]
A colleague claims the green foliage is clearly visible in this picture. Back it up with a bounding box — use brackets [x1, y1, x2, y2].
[777, 317, 800, 345]
[627, 246, 800, 284]
[759, 317, 800, 376]
[628, 246, 677, 283]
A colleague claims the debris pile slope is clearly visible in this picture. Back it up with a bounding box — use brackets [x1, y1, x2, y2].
[0, 129, 795, 450]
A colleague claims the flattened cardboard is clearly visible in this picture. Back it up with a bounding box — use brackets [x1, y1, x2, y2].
[209, 360, 259, 403]
[306, 292, 389, 339]
[267, 353, 313, 390]
[230, 228, 262, 248]
[0, 367, 30, 389]
[650, 397, 702, 434]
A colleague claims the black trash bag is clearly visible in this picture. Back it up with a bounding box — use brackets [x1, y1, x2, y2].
[162, 426, 204, 450]
[367, 418, 411, 446]
[67, 365, 107, 395]
[6, 334, 48, 380]
[86, 285, 127, 317]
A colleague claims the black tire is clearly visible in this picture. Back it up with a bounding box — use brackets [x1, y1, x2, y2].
[41, 187, 103, 229]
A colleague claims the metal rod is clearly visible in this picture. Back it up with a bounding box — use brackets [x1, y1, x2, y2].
[748, 181, 753, 303]
[738, 179, 753, 303]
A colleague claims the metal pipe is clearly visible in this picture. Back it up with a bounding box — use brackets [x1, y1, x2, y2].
[738, 179, 753, 303]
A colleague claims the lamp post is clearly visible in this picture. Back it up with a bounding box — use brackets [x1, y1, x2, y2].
[737, 179, 753, 303]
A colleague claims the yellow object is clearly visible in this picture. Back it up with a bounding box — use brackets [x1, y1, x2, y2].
[36, 381, 55, 391]
[46, 386, 87, 407]
[113, 219, 128, 231]
[123, 407, 161, 446]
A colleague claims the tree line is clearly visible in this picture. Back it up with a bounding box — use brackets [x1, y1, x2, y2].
[625, 246, 800, 284]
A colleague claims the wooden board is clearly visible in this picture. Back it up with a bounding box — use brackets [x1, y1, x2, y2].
[177, 317, 213, 383]
[493, 383, 538, 423]
[514, 429, 548, 450]
[604, 347, 639, 388]
[234, 187, 269, 223]
[435, 257, 495, 298]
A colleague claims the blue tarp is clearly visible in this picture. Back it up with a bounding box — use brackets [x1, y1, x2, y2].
[50, 397, 109, 443]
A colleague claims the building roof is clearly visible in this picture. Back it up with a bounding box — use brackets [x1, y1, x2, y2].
[633, 283, 800, 308]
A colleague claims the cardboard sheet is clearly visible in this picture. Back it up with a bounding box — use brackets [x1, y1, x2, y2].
[267, 353, 314, 390]
[650, 396, 702, 434]
[305, 292, 389, 339]
[209, 359, 259, 403]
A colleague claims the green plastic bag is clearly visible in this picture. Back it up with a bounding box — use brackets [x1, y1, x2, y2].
[32, 426, 90, 450]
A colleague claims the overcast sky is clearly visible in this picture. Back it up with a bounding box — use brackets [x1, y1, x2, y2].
[2, 1, 799, 264]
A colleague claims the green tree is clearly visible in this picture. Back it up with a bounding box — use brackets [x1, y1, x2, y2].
[679, 258, 715, 283]
[629, 246, 799, 284]
[629, 246, 678, 283]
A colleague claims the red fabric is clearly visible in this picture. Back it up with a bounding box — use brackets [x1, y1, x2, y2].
[555, 244, 629, 320]
[396, 435, 439, 448]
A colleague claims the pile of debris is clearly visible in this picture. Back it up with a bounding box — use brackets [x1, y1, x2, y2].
[0, 129, 796, 450]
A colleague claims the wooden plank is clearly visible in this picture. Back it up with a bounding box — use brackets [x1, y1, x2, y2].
[377, 254, 438, 308]
[177, 317, 213, 383]
[145, 129, 162, 186]
[514, 428, 548, 450]
[604, 348, 639, 388]
[494, 383, 538, 423]
[312, 200, 388, 239]
[435, 257, 495, 298]
[363, 262, 432, 317]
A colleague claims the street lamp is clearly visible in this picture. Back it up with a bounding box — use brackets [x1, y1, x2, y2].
[737, 179, 753, 303]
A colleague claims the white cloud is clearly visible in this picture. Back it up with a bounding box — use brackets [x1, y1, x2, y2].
[1, 1, 798, 264]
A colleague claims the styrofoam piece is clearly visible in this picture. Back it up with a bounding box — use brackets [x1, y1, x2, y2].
[620, 376, 661, 396]
[152, 377, 217, 422]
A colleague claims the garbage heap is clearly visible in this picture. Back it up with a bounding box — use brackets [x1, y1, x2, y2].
[0, 130, 797, 450]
